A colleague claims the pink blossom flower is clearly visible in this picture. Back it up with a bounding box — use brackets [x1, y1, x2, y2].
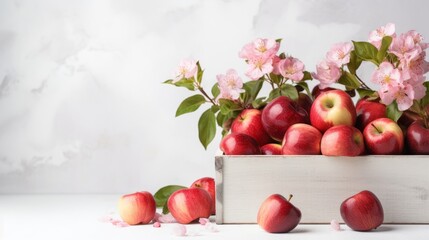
[278, 57, 305, 82]
[217, 69, 245, 100]
[371, 62, 401, 87]
[173, 59, 198, 83]
[406, 30, 429, 50]
[312, 60, 342, 89]
[379, 82, 415, 111]
[326, 42, 353, 67]
[239, 38, 280, 60]
[330, 219, 341, 231]
[245, 56, 274, 80]
[407, 74, 427, 100]
[400, 51, 429, 77]
[368, 23, 396, 48]
[391, 33, 422, 64]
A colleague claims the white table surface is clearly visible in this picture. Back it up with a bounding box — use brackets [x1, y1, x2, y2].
[0, 194, 428, 240]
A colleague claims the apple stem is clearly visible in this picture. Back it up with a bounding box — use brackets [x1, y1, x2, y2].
[287, 194, 293, 202]
[371, 123, 382, 133]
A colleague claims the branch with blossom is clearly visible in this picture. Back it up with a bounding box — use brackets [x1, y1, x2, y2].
[164, 38, 312, 149]
[312, 23, 429, 127]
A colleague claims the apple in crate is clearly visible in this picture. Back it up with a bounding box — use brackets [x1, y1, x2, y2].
[168, 188, 212, 224]
[261, 96, 309, 141]
[363, 118, 404, 154]
[296, 92, 313, 114]
[117, 191, 156, 225]
[220, 133, 261, 155]
[321, 125, 365, 156]
[231, 109, 272, 146]
[261, 143, 282, 155]
[355, 98, 387, 131]
[340, 190, 384, 231]
[311, 84, 336, 99]
[190, 177, 216, 215]
[282, 123, 322, 155]
[406, 120, 429, 154]
[257, 194, 301, 233]
[310, 89, 356, 133]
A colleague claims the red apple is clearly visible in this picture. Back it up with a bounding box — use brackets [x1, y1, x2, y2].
[398, 110, 422, 131]
[321, 125, 365, 156]
[363, 118, 404, 154]
[311, 84, 336, 99]
[310, 90, 356, 133]
[340, 190, 384, 231]
[406, 120, 429, 154]
[262, 96, 309, 141]
[356, 98, 387, 131]
[231, 109, 272, 146]
[118, 191, 156, 225]
[296, 93, 313, 114]
[257, 194, 301, 233]
[190, 177, 216, 215]
[282, 123, 322, 155]
[261, 143, 282, 155]
[220, 133, 261, 155]
[168, 188, 212, 224]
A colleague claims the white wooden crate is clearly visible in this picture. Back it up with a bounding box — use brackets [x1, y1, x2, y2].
[215, 155, 429, 224]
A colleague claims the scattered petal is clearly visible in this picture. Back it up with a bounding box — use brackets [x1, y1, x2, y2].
[171, 224, 187, 236]
[159, 213, 178, 223]
[199, 218, 209, 226]
[153, 222, 161, 228]
[204, 222, 219, 233]
[110, 219, 130, 228]
[98, 215, 113, 223]
[152, 212, 162, 223]
[330, 219, 341, 231]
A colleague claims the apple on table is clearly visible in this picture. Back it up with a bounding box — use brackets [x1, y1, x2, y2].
[190, 177, 216, 215]
[117, 191, 156, 225]
[168, 188, 212, 224]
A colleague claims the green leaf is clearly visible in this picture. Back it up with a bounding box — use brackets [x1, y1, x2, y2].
[338, 71, 361, 89]
[154, 185, 187, 208]
[269, 73, 281, 85]
[211, 83, 220, 99]
[386, 101, 403, 122]
[162, 203, 170, 214]
[275, 38, 282, 43]
[301, 71, 313, 81]
[216, 112, 230, 128]
[198, 108, 216, 149]
[252, 97, 267, 109]
[347, 51, 362, 75]
[377, 36, 392, 63]
[175, 94, 206, 117]
[218, 99, 243, 115]
[357, 88, 377, 99]
[296, 81, 311, 96]
[243, 79, 264, 105]
[166, 78, 195, 91]
[196, 61, 204, 84]
[421, 82, 429, 107]
[352, 41, 379, 65]
[268, 84, 299, 101]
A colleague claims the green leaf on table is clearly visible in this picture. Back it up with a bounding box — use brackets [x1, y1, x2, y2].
[347, 50, 362, 75]
[175, 94, 206, 117]
[352, 41, 379, 65]
[338, 71, 361, 89]
[377, 36, 392, 63]
[198, 108, 216, 149]
[386, 101, 403, 122]
[154, 185, 187, 208]
[162, 203, 170, 214]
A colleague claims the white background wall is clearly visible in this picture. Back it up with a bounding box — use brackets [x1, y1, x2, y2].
[0, 0, 427, 193]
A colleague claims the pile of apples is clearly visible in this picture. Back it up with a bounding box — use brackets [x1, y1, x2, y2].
[117, 177, 215, 225]
[221, 86, 429, 156]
